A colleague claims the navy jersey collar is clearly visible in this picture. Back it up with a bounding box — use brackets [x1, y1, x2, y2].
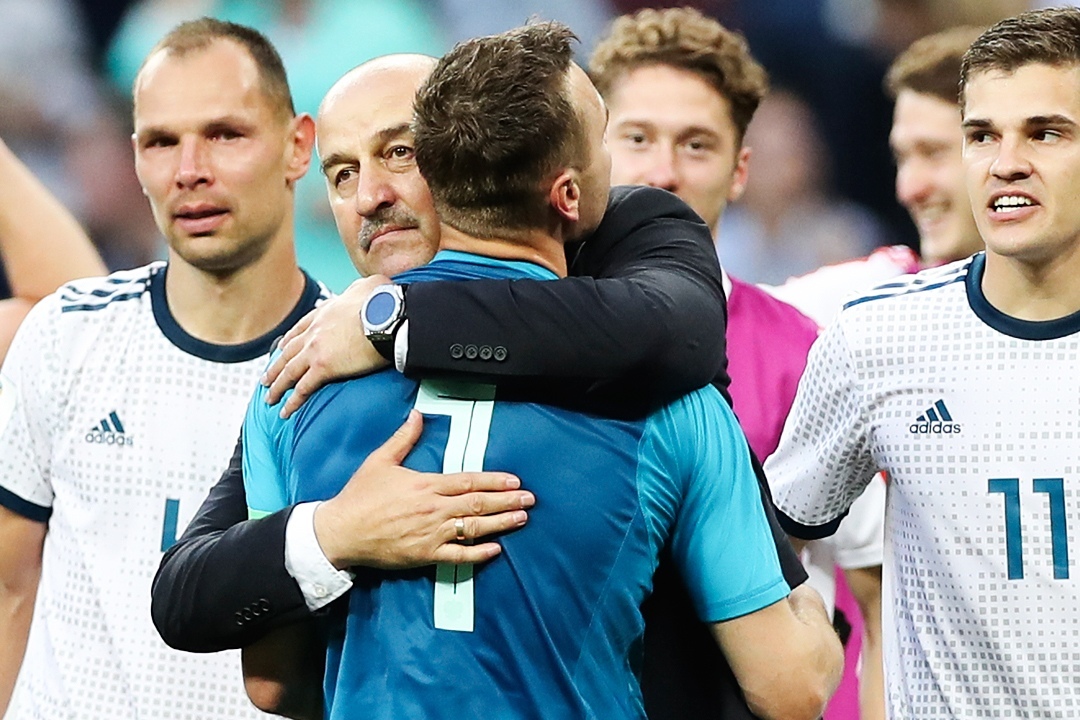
[150, 264, 322, 362]
[967, 252, 1080, 340]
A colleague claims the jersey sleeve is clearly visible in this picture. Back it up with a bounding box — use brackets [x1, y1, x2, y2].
[639, 386, 790, 623]
[241, 357, 294, 519]
[0, 296, 63, 521]
[765, 315, 880, 539]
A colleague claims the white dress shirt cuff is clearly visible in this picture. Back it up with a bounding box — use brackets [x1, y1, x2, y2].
[284, 501, 354, 611]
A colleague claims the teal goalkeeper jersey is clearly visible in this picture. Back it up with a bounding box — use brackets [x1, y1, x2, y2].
[243, 251, 787, 720]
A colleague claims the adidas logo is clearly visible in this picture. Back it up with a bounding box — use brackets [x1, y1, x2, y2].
[84, 410, 134, 446]
[909, 399, 961, 435]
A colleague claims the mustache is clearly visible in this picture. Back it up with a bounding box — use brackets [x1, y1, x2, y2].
[358, 207, 419, 251]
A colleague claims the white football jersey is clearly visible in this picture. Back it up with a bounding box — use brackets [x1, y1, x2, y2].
[0, 263, 323, 720]
[768, 253, 1080, 718]
[764, 244, 921, 326]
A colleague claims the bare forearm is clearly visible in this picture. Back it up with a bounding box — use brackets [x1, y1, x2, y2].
[713, 586, 843, 720]
[0, 138, 106, 299]
[0, 585, 38, 714]
[780, 584, 845, 717]
[859, 626, 885, 720]
[846, 565, 885, 720]
[0, 507, 46, 715]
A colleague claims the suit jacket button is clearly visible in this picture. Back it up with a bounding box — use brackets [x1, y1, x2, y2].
[259, 599, 272, 612]
[464, 345, 478, 360]
[479, 345, 493, 361]
[235, 611, 245, 626]
[450, 343, 464, 359]
[493, 346, 507, 362]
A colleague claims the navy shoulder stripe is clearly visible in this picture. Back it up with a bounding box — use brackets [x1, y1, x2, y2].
[842, 256, 973, 311]
[59, 266, 155, 314]
[62, 290, 149, 313]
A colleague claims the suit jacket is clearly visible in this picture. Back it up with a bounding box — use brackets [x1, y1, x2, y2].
[151, 185, 806, 718]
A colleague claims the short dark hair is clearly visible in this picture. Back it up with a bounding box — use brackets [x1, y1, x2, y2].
[588, 7, 767, 143]
[886, 26, 984, 104]
[961, 7, 1080, 105]
[137, 17, 295, 118]
[413, 22, 584, 237]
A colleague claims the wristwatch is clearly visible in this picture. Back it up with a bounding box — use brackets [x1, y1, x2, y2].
[360, 283, 407, 361]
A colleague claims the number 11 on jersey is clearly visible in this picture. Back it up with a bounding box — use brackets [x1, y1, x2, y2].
[414, 380, 496, 632]
[988, 477, 1069, 580]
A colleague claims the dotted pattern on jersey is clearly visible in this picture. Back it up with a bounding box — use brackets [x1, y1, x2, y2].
[768, 257, 1080, 718]
[0, 265, 287, 720]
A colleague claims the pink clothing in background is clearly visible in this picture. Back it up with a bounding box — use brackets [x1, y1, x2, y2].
[724, 275, 819, 462]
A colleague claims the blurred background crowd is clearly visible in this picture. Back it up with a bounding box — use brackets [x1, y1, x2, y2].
[0, 0, 1048, 294]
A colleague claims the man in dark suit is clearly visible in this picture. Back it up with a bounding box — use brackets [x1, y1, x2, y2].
[152, 48, 810, 717]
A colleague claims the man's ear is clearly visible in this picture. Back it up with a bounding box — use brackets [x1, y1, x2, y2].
[548, 170, 581, 223]
[727, 146, 751, 203]
[285, 113, 317, 185]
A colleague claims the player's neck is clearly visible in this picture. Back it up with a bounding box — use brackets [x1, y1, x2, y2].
[982, 244, 1080, 321]
[438, 224, 567, 277]
[163, 239, 306, 346]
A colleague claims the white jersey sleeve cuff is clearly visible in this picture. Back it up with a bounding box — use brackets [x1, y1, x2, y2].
[284, 501, 355, 611]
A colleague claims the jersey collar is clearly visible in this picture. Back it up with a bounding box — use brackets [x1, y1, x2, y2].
[967, 252, 1080, 340]
[149, 264, 322, 363]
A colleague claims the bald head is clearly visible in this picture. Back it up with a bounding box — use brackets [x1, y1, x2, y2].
[316, 53, 441, 278]
[318, 54, 436, 123]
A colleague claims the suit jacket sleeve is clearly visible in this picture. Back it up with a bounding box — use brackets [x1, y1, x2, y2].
[403, 186, 730, 414]
[151, 433, 310, 653]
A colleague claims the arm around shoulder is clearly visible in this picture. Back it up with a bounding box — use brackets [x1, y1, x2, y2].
[402, 186, 728, 410]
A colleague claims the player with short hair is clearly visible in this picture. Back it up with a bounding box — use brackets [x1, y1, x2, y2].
[0, 18, 323, 719]
[588, 10, 831, 719]
[768, 7, 1080, 716]
[241, 23, 841, 720]
[886, 25, 986, 270]
[590, 7, 767, 234]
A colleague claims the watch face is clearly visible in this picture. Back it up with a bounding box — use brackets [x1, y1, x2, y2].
[365, 290, 398, 328]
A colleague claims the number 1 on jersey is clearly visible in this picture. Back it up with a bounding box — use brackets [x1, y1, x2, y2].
[414, 380, 496, 632]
